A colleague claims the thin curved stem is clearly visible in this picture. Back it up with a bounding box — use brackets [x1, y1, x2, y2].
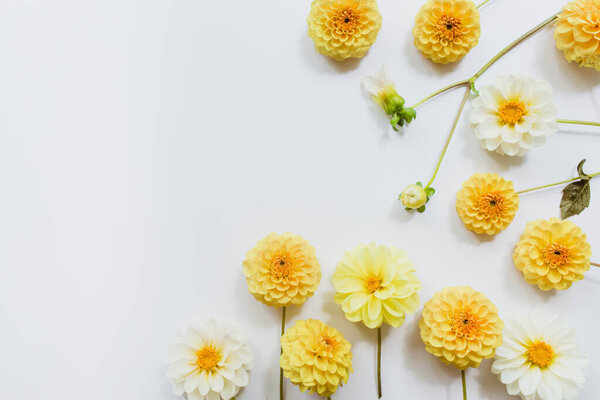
[516, 172, 600, 195]
[425, 87, 470, 188]
[280, 307, 286, 400]
[477, 0, 492, 8]
[591, 262, 600, 268]
[410, 79, 470, 109]
[461, 370, 467, 400]
[377, 327, 382, 398]
[557, 119, 600, 127]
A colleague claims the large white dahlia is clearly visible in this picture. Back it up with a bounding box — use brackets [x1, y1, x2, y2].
[167, 319, 253, 400]
[492, 312, 587, 400]
[469, 75, 558, 156]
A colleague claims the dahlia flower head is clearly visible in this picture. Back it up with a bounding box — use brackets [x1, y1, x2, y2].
[492, 312, 588, 400]
[166, 319, 253, 400]
[413, 0, 481, 64]
[280, 319, 353, 398]
[470, 75, 558, 157]
[243, 232, 321, 307]
[513, 218, 591, 291]
[333, 243, 421, 329]
[307, 0, 382, 61]
[420, 286, 504, 369]
[555, 0, 600, 71]
[455, 173, 520, 235]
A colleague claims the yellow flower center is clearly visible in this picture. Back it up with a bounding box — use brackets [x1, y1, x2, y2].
[365, 277, 382, 293]
[331, 8, 359, 33]
[498, 101, 526, 125]
[527, 341, 554, 368]
[451, 310, 480, 338]
[543, 243, 571, 268]
[319, 333, 337, 349]
[195, 346, 221, 371]
[477, 192, 506, 218]
[271, 255, 294, 278]
[435, 15, 463, 41]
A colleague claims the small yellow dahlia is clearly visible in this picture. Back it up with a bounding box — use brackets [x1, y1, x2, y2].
[243, 233, 321, 307]
[307, 0, 382, 61]
[333, 243, 421, 329]
[280, 319, 353, 398]
[555, 0, 600, 71]
[513, 218, 592, 291]
[419, 286, 504, 370]
[413, 0, 481, 64]
[456, 173, 519, 235]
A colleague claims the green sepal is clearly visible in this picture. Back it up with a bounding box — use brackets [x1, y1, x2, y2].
[417, 205, 426, 213]
[416, 181, 423, 187]
[425, 187, 435, 197]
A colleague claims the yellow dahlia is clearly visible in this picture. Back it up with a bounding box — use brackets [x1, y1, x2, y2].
[456, 173, 519, 235]
[333, 243, 421, 329]
[555, 0, 600, 71]
[513, 218, 592, 291]
[419, 286, 504, 369]
[413, 0, 481, 64]
[243, 233, 321, 307]
[307, 0, 382, 61]
[280, 319, 353, 398]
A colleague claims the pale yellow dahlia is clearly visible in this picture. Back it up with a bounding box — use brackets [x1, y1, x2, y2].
[333, 243, 421, 329]
[280, 319, 353, 397]
[243, 233, 321, 307]
[413, 0, 481, 64]
[456, 173, 519, 235]
[555, 0, 600, 71]
[513, 218, 592, 291]
[419, 286, 504, 370]
[307, 0, 382, 61]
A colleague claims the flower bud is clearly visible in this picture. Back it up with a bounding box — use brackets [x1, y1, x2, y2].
[400, 184, 428, 209]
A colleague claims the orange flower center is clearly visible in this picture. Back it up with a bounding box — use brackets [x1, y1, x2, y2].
[477, 191, 507, 218]
[331, 8, 359, 33]
[527, 341, 554, 368]
[365, 277, 382, 293]
[543, 243, 571, 268]
[435, 15, 463, 41]
[271, 255, 294, 278]
[195, 346, 221, 371]
[498, 101, 526, 125]
[319, 334, 337, 349]
[451, 310, 480, 338]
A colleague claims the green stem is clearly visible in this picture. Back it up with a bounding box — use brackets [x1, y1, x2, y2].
[516, 172, 600, 195]
[591, 262, 600, 268]
[425, 87, 471, 188]
[477, 0, 491, 8]
[410, 79, 470, 109]
[377, 327, 382, 399]
[461, 370, 467, 400]
[280, 307, 286, 400]
[557, 119, 600, 127]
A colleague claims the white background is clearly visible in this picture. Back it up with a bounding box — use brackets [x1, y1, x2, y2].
[1, 0, 599, 399]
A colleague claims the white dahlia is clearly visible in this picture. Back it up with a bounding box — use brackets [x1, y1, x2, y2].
[167, 319, 253, 400]
[469, 75, 558, 156]
[492, 312, 587, 400]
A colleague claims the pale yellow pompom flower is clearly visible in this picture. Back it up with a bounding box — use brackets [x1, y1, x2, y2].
[420, 286, 504, 370]
[413, 0, 481, 64]
[456, 173, 519, 235]
[307, 0, 382, 61]
[243, 233, 321, 307]
[513, 218, 592, 291]
[280, 319, 353, 398]
[333, 243, 421, 329]
[555, 0, 600, 71]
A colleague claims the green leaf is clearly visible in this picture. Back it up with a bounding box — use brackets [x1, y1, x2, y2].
[560, 179, 591, 219]
[576, 159, 591, 181]
[416, 181, 423, 187]
[425, 187, 435, 197]
[417, 205, 426, 213]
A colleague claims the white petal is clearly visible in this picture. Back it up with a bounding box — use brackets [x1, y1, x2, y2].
[209, 372, 225, 393]
[519, 366, 542, 396]
[233, 368, 249, 387]
[500, 362, 530, 384]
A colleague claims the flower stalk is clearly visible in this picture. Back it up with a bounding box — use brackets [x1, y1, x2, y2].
[280, 306, 287, 400]
[377, 327, 382, 398]
[591, 262, 600, 268]
[517, 172, 599, 195]
[461, 370, 467, 400]
[557, 119, 600, 127]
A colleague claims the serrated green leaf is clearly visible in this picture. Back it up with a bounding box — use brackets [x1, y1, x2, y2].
[576, 159, 590, 181]
[560, 179, 591, 219]
[425, 187, 435, 197]
[417, 205, 426, 213]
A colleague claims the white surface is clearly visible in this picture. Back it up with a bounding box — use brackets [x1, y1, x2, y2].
[1, 0, 599, 399]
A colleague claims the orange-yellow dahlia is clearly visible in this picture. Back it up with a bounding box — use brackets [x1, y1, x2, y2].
[307, 0, 382, 61]
[280, 319, 353, 397]
[243, 233, 321, 307]
[456, 173, 519, 235]
[413, 0, 481, 64]
[419, 286, 504, 369]
[513, 218, 592, 291]
[555, 0, 600, 71]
